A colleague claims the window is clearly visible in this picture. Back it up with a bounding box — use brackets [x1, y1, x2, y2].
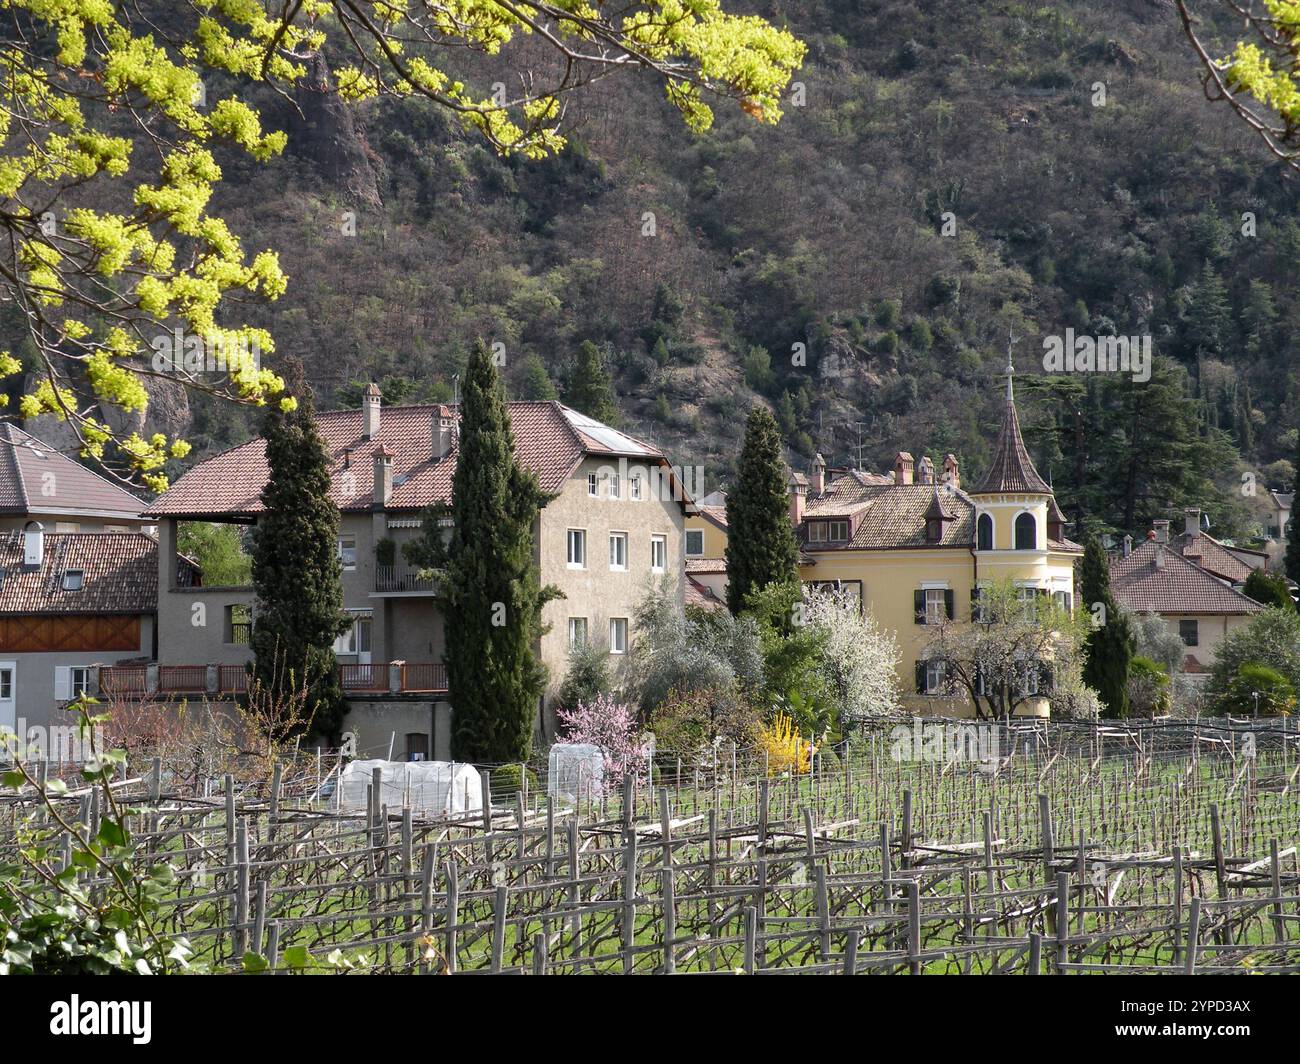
[1017, 585, 1043, 621]
[977, 513, 994, 551]
[61, 569, 84, 591]
[405, 733, 429, 762]
[568, 617, 589, 647]
[1179, 619, 1199, 647]
[225, 604, 251, 645]
[609, 532, 628, 570]
[567, 529, 587, 568]
[609, 617, 628, 655]
[650, 535, 666, 572]
[915, 587, 952, 625]
[0, 666, 12, 702]
[685, 529, 704, 557]
[808, 521, 848, 543]
[587, 473, 599, 497]
[338, 534, 357, 570]
[55, 666, 91, 702]
[630, 475, 643, 501]
[916, 659, 945, 694]
[55, 522, 80, 533]
[333, 614, 372, 655]
[829, 520, 849, 542]
[1052, 590, 1073, 612]
[1014, 512, 1037, 551]
[608, 473, 620, 499]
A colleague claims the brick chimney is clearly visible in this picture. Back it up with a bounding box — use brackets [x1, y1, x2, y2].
[372, 444, 393, 508]
[433, 410, 455, 460]
[1152, 519, 1170, 544]
[809, 453, 826, 496]
[788, 471, 808, 527]
[362, 382, 381, 440]
[942, 453, 960, 490]
[894, 451, 914, 486]
[917, 456, 934, 485]
[1185, 508, 1202, 539]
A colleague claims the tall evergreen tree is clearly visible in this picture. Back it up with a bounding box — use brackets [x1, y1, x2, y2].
[565, 340, 619, 425]
[1079, 534, 1132, 719]
[1184, 261, 1233, 359]
[406, 341, 561, 763]
[250, 390, 350, 740]
[725, 406, 799, 613]
[517, 353, 558, 401]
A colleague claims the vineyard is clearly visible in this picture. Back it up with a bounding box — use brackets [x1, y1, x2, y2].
[4, 718, 1300, 974]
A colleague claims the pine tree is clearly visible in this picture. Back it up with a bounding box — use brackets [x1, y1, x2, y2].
[725, 406, 798, 613]
[250, 390, 351, 740]
[565, 340, 619, 425]
[1185, 261, 1233, 359]
[517, 353, 557, 401]
[406, 341, 561, 763]
[1079, 534, 1132, 718]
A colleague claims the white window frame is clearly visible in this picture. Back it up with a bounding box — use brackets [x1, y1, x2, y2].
[925, 660, 944, 695]
[338, 534, 357, 571]
[568, 617, 589, 648]
[924, 588, 947, 626]
[61, 569, 84, 591]
[0, 662, 15, 732]
[609, 617, 628, 655]
[685, 529, 705, 557]
[630, 474, 643, 501]
[609, 531, 628, 571]
[587, 473, 599, 497]
[828, 519, 849, 542]
[55, 665, 92, 703]
[607, 473, 620, 500]
[650, 535, 667, 573]
[567, 528, 587, 569]
[808, 522, 827, 543]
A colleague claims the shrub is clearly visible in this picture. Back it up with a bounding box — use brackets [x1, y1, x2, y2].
[556, 695, 649, 787]
[1216, 663, 1295, 717]
[1127, 655, 1172, 717]
[1208, 608, 1300, 703]
[757, 712, 812, 776]
[558, 639, 612, 709]
[649, 686, 761, 759]
[490, 763, 538, 797]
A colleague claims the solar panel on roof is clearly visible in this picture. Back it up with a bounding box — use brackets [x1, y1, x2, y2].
[561, 407, 654, 455]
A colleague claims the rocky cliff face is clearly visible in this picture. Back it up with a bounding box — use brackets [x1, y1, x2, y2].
[292, 53, 382, 209]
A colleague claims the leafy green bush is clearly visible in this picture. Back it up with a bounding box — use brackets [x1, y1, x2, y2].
[1216, 663, 1294, 717]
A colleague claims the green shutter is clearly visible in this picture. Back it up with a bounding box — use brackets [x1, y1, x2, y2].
[914, 589, 925, 624]
[944, 589, 955, 619]
[915, 660, 928, 693]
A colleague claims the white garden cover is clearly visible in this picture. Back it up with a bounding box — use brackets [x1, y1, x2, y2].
[547, 743, 605, 802]
[337, 759, 483, 817]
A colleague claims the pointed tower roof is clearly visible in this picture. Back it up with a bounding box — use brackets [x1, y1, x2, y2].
[972, 352, 1052, 495]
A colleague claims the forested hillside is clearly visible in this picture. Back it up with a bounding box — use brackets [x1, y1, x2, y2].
[16, 0, 1300, 541]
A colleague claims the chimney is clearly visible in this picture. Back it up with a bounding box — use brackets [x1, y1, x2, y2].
[433, 410, 455, 460]
[942, 453, 960, 490]
[372, 445, 393, 508]
[22, 520, 43, 567]
[917, 456, 934, 485]
[788, 472, 807, 527]
[362, 382, 381, 440]
[1185, 508, 1202, 539]
[1122, 534, 1133, 558]
[809, 453, 826, 496]
[1152, 519, 1170, 544]
[894, 451, 914, 486]
[1154, 542, 1165, 569]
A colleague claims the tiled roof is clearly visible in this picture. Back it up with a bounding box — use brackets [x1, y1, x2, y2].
[971, 398, 1052, 495]
[686, 575, 725, 611]
[685, 557, 727, 574]
[146, 401, 668, 518]
[1110, 541, 1264, 615]
[0, 423, 147, 519]
[694, 504, 728, 530]
[0, 531, 159, 614]
[1171, 532, 1254, 585]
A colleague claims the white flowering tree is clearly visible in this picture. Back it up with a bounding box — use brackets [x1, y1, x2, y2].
[800, 585, 901, 723]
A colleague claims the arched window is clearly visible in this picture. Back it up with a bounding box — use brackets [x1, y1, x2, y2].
[1014, 512, 1037, 551]
[977, 513, 993, 551]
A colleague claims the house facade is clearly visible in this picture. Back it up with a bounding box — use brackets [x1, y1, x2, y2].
[0, 528, 160, 738]
[142, 390, 686, 759]
[791, 373, 1081, 716]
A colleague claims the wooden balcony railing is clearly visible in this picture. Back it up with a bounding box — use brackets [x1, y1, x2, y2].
[159, 665, 207, 694]
[338, 663, 389, 691]
[400, 663, 448, 693]
[100, 665, 147, 696]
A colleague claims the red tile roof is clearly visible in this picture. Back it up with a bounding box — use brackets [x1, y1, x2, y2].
[685, 557, 727, 574]
[1110, 541, 1264, 615]
[0, 423, 147, 519]
[145, 401, 669, 519]
[1171, 532, 1256, 584]
[686, 575, 725, 611]
[0, 532, 159, 615]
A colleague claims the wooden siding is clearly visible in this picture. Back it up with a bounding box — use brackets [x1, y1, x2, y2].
[0, 614, 141, 653]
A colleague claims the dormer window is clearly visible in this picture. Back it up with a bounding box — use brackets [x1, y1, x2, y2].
[807, 520, 849, 544]
[62, 570, 84, 591]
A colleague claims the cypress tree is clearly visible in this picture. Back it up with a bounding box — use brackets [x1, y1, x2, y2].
[1287, 440, 1300, 591]
[1079, 534, 1132, 719]
[565, 340, 619, 425]
[407, 341, 561, 763]
[250, 389, 350, 740]
[725, 406, 799, 613]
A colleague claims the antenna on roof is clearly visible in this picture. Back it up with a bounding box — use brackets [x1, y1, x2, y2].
[452, 374, 459, 409]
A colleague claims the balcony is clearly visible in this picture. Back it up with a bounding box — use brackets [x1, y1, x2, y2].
[96, 662, 447, 700]
[374, 564, 439, 594]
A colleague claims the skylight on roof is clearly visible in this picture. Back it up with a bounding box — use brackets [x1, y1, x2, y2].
[62, 569, 84, 591]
